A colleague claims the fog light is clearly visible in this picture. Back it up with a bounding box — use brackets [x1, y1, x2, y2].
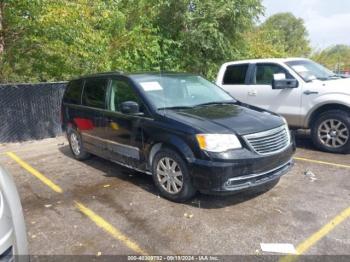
[225, 180, 232, 187]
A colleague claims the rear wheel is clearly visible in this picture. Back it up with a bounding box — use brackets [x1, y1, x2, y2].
[311, 110, 350, 154]
[67, 128, 91, 160]
[152, 148, 196, 202]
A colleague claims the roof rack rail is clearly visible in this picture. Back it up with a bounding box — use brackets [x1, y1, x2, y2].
[94, 70, 124, 75]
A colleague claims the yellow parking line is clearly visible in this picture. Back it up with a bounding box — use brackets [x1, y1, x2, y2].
[6, 151, 148, 255]
[75, 201, 149, 255]
[280, 206, 350, 262]
[297, 207, 350, 254]
[294, 157, 350, 169]
[6, 152, 63, 193]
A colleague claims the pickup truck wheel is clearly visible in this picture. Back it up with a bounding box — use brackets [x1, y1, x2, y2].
[311, 110, 350, 154]
[152, 148, 196, 202]
[67, 128, 91, 160]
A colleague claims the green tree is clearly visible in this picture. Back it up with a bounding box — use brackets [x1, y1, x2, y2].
[0, 2, 5, 55]
[243, 27, 287, 59]
[0, 0, 124, 82]
[0, 0, 264, 82]
[109, 0, 166, 73]
[115, 0, 264, 79]
[259, 12, 311, 57]
[155, 0, 263, 79]
[311, 45, 350, 73]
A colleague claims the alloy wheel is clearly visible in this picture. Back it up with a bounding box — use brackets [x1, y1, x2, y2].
[317, 119, 349, 148]
[70, 132, 81, 155]
[156, 157, 183, 194]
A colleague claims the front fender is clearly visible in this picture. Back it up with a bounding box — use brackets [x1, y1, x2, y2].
[146, 134, 196, 168]
[303, 94, 350, 127]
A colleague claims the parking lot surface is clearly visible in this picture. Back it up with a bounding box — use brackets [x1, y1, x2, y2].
[0, 133, 349, 257]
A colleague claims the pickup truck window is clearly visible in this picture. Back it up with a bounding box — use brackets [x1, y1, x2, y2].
[254, 64, 292, 85]
[223, 64, 248, 85]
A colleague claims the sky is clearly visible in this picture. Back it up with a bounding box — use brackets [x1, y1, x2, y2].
[262, 0, 350, 49]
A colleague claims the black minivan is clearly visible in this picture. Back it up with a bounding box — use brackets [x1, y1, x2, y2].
[62, 72, 295, 202]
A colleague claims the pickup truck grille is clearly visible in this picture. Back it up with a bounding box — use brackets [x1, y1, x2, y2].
[243, 125, 290, 155]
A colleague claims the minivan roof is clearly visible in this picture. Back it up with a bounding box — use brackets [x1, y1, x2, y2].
[70, 71, 196, 81]
[78, 71, 124, 79]
[129, 72, 196, 78]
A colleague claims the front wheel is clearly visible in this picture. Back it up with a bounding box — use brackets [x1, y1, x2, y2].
[311, 110, 350, 154]
[152, 148, 196, 202]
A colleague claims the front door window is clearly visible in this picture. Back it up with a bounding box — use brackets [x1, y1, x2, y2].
[254, 64, 294, 85]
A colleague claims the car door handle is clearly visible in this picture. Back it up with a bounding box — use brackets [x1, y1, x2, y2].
[248, 90, 257, 96]
[303, 90, 319, 95]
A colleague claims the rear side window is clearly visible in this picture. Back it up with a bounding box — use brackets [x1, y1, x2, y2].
[82, 78, 109, 109]
[64, 80, 83, 104]
[223, 64, 249, 85]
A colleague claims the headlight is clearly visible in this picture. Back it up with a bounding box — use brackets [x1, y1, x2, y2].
[196, 134, 242, 152]
[281, 118, 291, 143]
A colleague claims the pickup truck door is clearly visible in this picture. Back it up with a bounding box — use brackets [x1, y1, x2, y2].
[245, 63, 303, 127]
[217, 63, 251, 102]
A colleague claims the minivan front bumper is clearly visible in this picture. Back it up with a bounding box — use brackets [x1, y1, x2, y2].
[189, 143, 295, 194]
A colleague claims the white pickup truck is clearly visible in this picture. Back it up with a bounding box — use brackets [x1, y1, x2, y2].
[216, 58, 350, 153]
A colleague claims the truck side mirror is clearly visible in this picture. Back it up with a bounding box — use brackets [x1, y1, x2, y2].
[273, 73, 286, 80]
[272, 74, 298, 89]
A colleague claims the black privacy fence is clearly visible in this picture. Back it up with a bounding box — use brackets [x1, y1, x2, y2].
[0, 82, 67, 143]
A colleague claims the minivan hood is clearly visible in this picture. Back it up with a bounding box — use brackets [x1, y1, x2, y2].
[162, 104, 284, 135]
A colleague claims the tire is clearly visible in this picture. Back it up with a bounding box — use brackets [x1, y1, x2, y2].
[152, 148, 196, 202]
[311, 110, 350, 154]
[67, 128, 91, 160]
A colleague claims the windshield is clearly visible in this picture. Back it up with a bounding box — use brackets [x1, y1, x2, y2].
[286, 60, 339, 81]
[133, 75, 235, 110]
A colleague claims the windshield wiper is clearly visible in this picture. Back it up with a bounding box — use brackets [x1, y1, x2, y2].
[157, 101, 236, 110]
[313, 77, 328, 81]
[194, 101, 236, 107]
[328, 74, 340, 79]
[317, 75, 341, 81]
[157, 106, 194, 110]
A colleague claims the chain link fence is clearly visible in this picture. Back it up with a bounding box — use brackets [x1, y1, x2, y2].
[0, 82, 67, 143]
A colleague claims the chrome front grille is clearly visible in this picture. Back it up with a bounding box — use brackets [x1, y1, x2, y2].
[243, 125, 290, 155]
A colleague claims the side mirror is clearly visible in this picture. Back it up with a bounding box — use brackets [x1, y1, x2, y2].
[272, 74, 298, 89]
[120, 101, 140, 114]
